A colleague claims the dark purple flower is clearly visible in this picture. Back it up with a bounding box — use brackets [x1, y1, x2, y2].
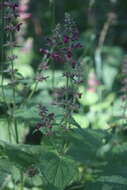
[39, 49, 51, 57]
[67, 50, 72, 58]
[63, 35, 69, 43]
[5, 23, 22, 32]
[51, 53, 61, 61]
[40, 13, 82, 67]
[15, 23, 22, 31]
[12, 3, 19, 11]
[71, 42, 83, 49]
[72, 31, 79, 41]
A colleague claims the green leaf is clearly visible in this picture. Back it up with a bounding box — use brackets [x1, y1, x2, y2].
[67, 129, 105, 164]
[13, 106, 40, 121]
[0, 159, 12, 189]
[38, 152, 78, 190]
[0, 141, 38, 171]
[95, 142, 127, 187]
[84, 180, 127, 190]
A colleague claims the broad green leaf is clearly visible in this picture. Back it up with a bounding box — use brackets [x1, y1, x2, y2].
[66, 129, 105, 164]
[38, 152, 78, 190]
[84, 181, 127, 190]
[0, 141, 38, 171]
[0, 159, 12, 189]
[97, 175, 127, 185]
[13, 106, 40, 121]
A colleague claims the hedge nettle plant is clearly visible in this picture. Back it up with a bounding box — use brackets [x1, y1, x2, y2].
[36, 13, 83, 135]
[0, 0, 86, 187]
[0, 0, 22, 143]
[1, 0, 83, 139]
[1, 1, 127, 190]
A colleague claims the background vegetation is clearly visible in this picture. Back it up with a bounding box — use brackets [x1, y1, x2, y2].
[1, 0, 127, 189]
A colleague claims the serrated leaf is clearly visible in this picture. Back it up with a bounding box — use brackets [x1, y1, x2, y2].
[66, 128, 105, 164]
[97, 175, 127, 185]
[0, 159, 12, 189]
[0, 141, 38, 171]
[14, 106, 40, 121]
[38, 152, 78, 190]
[84, 181, 127, 190]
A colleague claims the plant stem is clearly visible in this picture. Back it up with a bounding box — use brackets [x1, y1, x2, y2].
[7, 119, 12, 142]
[20, 172, 24, 190]
[0, 0, 6, 105]
[10, 33, 19, 144]
[49, 0, 55, 88]
[1, 0, 13, 143]
[50, 0, 55, 29]
[21, 54, 50, 107]
[21, 81, 39, 107]
[95, 14, 114, 81]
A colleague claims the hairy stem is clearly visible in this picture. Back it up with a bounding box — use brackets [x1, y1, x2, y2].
[49, 0, 56, 88]
[10, 32, 19, 143]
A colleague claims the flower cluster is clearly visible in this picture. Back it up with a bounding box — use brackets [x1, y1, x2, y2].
[1, 1, 22, 47]
[36, 13, 83, 134]
[40, 13, 82, 68]
[36, 61, 49, 82]
[5, 23, 22, 32]
[53, 87, 81, 107]
[1, 2, 18, 11]
[35, 104, 55, 136]
[0, 0, 23, 85]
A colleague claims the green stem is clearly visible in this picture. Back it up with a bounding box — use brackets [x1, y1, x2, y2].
[10, 33, 19, 144]
[65, 69, 69, 128]
[21, 81, 39, 107]
[49, 0, 55, 88]
[49, 0, 55, 30]
[7, 119, 12, 142]
[21, 55, 50, 108]
[1, 0, 13, 143]
[27, 82, 38, 102]
[20, 172, 24, 190]
[1, 0, 6, 104]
